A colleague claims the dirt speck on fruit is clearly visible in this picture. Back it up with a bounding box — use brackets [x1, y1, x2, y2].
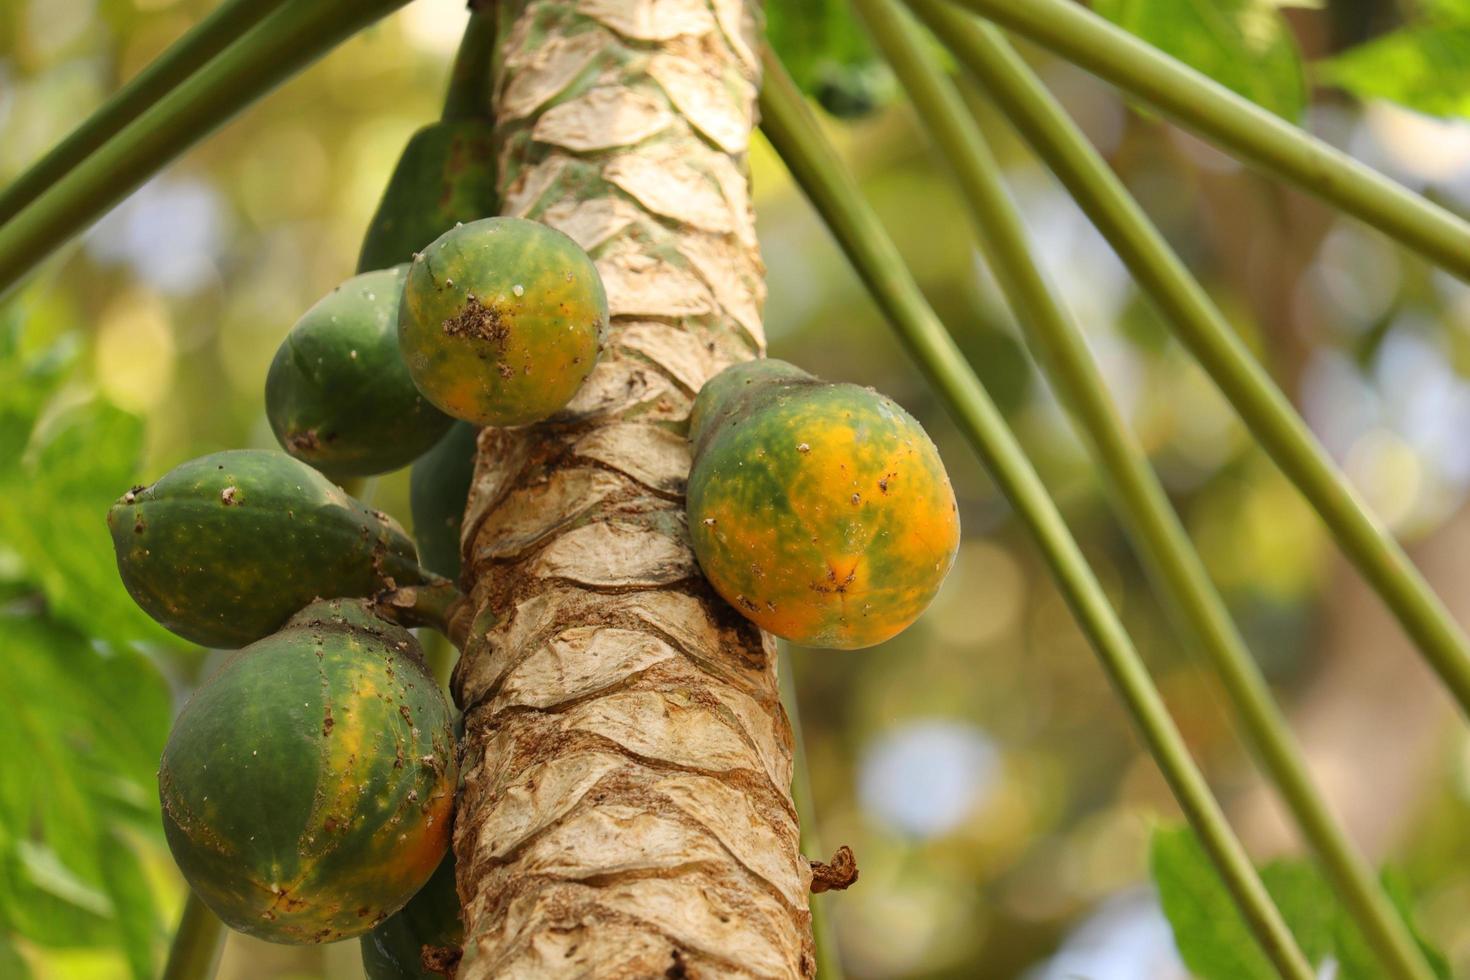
[442, 294, 509, 347]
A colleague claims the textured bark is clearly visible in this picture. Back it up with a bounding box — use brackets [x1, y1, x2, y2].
[450, 2, 814, 977]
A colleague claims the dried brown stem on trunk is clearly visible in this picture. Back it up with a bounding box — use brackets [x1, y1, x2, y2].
[808, 846, 859, 894]
[450, 2, 813, 977]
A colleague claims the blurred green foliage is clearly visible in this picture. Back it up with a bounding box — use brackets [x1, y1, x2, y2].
[1152, 825, 1450, 979]
[1319, 2, 1470, 118]
[1, 0, 1469, 978]
[1093, 0, 1310, 119]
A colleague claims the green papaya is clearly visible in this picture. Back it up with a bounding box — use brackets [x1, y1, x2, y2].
[409, 421, 478, 580]
[356, 121, 498, 273]
[687, 360, 961, 650]
[159, 599, 457, 945]
[398, 217, 607, 427]
[266, 266, 453, 478]
[108, 449, 427, 648]
[360, 850, 462, 979]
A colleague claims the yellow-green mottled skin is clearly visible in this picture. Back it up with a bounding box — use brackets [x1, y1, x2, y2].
[688, 360, 961, 649]
[159, 599, 457, 945]
[266, 266, 453, 478]
[397, 216, 607, 427]
[107, 450, 426, 648]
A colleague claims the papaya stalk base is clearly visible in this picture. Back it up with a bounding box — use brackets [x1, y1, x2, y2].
[373, 578, 471, 647]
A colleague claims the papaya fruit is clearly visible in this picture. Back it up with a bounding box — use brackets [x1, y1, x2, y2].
[687, 359, 960, 649]
[356, 121, 498, 274]
[360, 850, 462, 979]
[108, 449, 427, 648]
[266, 266, 453, 478]
[159, 599, 457, 945]
[409, 421, 478, 580]
[398, 216, 607, 427]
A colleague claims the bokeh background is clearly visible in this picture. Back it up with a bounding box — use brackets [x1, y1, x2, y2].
[3, 0, 1470, 977]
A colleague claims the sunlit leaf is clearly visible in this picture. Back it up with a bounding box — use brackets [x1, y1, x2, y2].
[1151, 825, 1451, 980]
[1093, 0, 1310, 119]
[1318, 24, 1470, 119]
[1150, 826, 1275, 980]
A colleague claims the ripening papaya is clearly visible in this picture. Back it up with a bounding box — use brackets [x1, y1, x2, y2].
[159, 599, 457, 945]
[360, 850, 462, 980]
[108, 449, 427, 648]
[687, 360, 960, 649]
[410, 421, 478, 580]
[266, 266, 453, 478]
[397, 217, 607, 427]
[356, 122, 498, 274]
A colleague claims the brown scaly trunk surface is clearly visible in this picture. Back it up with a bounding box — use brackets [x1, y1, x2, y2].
[449, 2, 815, 976]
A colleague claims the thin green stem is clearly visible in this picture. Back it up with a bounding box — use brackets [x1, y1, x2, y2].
[759, 48, 1313, 980]
[0, 0, 411, 296]
[932, 0, 1470, 280]
[441, 8, 497, 122]
[778, 646, 845, 980]
[863, 3, 1435, 977]
[0, 0, 292, 226]
[909, 0, 1470, 721]
[161, 892, 225, 980]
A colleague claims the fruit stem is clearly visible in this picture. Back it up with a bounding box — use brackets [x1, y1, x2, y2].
[0, 0, 293, 227]
[911, 0, 1470, 725]
[161, 892, 225, 980]
[374, 578, 471, 648]
[759, 48, 1315, 980]
[0, 0, 412, 296]
[441, 7, 497, 122]
[922, 0, 1470, 280]
[862, 3, 1439, 978]
[778, 646, 846, 980]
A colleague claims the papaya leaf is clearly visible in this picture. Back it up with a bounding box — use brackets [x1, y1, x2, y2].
[0, 931, 30, 979]
[1150, 825, 1451, 980]
[1318, 23, 1470, 119]
[1092, 0, 1311, 120]
[0, 313, 78, 468]
[0, 397, 172, 646]
[1149, 825, 1275, 980]
[0, 613, 170, 962]
[1333, 871, 1451, 980]
[767, 0, 891, 117]
[96, 833, 160, 980]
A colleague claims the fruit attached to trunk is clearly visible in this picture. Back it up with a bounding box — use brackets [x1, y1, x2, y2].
[266, 266, 452, 478]
[158, 599, 457, 944]
[397, 216, 606, 426]
[108, 449, 426, 647]
[688, 359, 960, 649]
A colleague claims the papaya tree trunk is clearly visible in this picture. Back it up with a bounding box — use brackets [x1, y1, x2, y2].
[451, 2, 814, 976]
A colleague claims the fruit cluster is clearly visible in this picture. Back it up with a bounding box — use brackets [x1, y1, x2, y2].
[106, 18, 959, 973]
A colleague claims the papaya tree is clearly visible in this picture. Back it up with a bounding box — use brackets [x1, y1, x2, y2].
[2, 0, 1470, 978]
